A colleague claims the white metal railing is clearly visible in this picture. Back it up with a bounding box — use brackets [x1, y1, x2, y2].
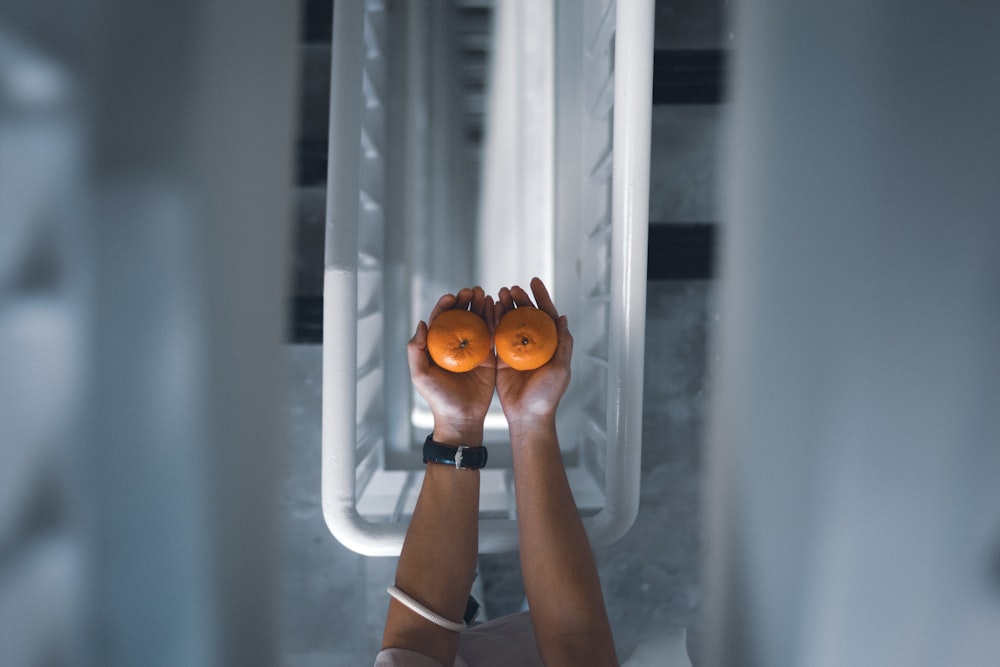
[322, 0, 392, 550]
[323, 0, 654, 556]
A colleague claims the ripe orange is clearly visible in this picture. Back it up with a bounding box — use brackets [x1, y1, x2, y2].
[495, 307, 558, 371]
[426, 309, 492, 373]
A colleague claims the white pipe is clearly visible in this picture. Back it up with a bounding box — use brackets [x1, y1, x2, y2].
[584, 0, 654, 548]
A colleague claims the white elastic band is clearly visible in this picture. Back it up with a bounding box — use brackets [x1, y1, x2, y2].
[386, 585, 467, 632]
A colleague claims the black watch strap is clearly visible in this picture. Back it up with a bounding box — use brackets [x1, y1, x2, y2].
[422, 434, 488, 470]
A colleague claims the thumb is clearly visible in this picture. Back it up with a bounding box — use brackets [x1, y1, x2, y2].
[555, 315, 573, 362]
[407, 320, 431, 373]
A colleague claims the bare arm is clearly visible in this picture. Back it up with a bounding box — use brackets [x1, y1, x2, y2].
[495, 279, 619, 667]
[381, 287, 495, 666]
[382, 434, 482, 666]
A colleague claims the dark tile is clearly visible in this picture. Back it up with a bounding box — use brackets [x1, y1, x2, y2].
[655, 0, 732, 50]
[649, 106, 722, 224]
[478, 551, 526, 619]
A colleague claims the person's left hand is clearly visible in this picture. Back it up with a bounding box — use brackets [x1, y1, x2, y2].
[492, 278, 572, 431]
[407, 286, 496, 445]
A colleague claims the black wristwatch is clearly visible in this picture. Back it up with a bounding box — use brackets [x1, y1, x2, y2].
[422, 434, 488, 470]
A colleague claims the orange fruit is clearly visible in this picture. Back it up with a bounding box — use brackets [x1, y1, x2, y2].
[495, 307, 558, 371]
[426, 309, 491, 373]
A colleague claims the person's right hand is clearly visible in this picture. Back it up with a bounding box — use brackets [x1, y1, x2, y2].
[493, 278, 573, 429]
[407, 286, 496, 445]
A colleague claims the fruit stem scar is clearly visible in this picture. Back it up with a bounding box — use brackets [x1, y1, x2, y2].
[521, 336, 530, 346]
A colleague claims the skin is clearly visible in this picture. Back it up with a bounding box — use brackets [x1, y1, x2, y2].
[495, 279, 619, 667]
[382, 279, 618, 667]
[383, 286, 494, 666]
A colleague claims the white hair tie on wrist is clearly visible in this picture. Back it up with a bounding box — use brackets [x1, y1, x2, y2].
[387, 585, 467, 633]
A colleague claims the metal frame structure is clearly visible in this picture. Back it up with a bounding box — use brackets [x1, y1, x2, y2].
[322, 0, 654, 556]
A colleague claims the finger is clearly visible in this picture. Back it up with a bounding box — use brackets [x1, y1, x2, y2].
[407, 320, 431, 374]
[530, 277, 560, 320]
[491, 293, 504, 329]
[555, 314, 574, 364]
[454, 287, 475, 311]
[428, 294, 457, 322]
[470, 286, 486, 318]
[409, 319, 428, 346]
[509, 284, 534, 309]
[498, 286, 515, 314]
[484, 295, 497, 336]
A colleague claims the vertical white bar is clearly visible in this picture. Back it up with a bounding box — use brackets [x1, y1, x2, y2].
[322, 0, 365, 548]
[586, 0, 654, 547]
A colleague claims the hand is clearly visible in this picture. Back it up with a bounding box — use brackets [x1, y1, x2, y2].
[407, 286, 496, 444]
[493, 278, 573, 429]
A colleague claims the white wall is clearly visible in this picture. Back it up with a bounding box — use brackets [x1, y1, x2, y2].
[705, 2, 1000, 665]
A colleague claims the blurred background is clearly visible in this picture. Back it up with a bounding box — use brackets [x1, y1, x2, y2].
[2, 1, 999, 666]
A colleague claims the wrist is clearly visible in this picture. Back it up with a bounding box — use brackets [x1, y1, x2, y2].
[506, 414, 557, 441]
[432, 418, 484, 447]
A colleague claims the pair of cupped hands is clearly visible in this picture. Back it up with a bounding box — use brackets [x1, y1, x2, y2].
[408, 278, 573, 439]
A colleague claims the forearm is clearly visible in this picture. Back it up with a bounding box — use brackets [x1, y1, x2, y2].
[509, 417, 618, 665]
[381, 421, 482, 665]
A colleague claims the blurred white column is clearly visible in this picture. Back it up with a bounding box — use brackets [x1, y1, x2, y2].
[0, 23, 87, 667]
[706, 2, 1000, 666]
[1, 1, 299, 665]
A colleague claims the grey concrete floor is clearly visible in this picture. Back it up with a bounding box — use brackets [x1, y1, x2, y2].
[278, 280, 713, 666]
